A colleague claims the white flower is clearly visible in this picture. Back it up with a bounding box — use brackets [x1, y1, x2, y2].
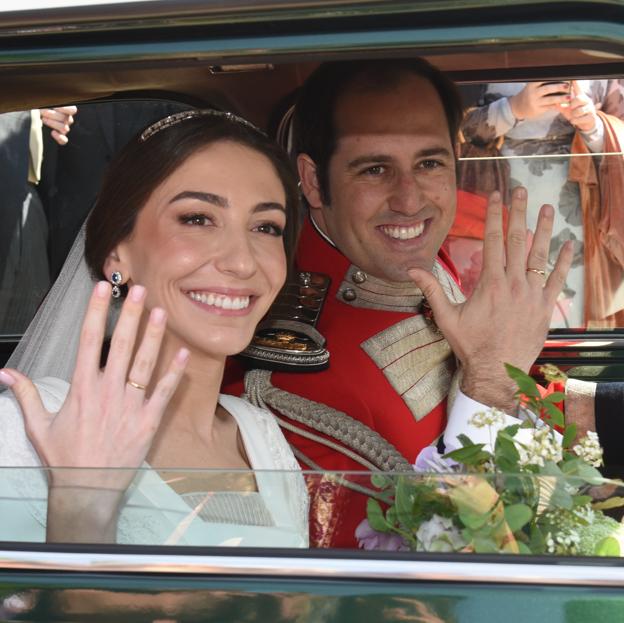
[468, 408, 505, 430]
[541, 504, 596, 555]
[416, 515, 467, 552]
[573, 504, 595, 525]
[544, 527, 580, 554]
[516, 427, 562, 467]
[572, 431, 604, 467]
[545, 532, 556, 553]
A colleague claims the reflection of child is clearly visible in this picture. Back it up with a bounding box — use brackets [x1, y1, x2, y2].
[459, 80, 624, 328]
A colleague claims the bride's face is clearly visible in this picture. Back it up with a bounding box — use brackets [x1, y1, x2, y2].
[110, 140, 288, 359]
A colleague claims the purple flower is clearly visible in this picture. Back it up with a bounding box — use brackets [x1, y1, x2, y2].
[413, 444, 459, 472]
[355, 519, 410, 551]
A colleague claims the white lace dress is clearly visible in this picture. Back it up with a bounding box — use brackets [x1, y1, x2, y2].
[0, 378, 308, 547]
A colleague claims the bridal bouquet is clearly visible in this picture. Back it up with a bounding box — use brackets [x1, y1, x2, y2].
[357, 365, 624, 556]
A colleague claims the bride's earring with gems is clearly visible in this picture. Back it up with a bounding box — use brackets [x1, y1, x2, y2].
[110, 271, 123, 298]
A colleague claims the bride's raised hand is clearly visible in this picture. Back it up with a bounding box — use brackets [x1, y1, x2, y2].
[0, 281, 189, 540]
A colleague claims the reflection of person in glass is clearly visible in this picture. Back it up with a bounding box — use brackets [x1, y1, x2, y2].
[0, 111, 308, 547]
[460, 80, 624, 328]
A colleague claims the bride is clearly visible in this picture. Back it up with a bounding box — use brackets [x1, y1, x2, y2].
[0, 110, 308, 547]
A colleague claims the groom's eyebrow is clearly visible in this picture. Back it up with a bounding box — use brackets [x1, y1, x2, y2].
[170, 190, 228, 208]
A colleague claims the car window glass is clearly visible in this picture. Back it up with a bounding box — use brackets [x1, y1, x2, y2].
[453, 78, 624, 331]
[2, 91, 624, 557]
[1, 468, 623, 556]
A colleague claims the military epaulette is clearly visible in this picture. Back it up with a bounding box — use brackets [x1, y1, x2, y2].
[238, 271, 331, 372]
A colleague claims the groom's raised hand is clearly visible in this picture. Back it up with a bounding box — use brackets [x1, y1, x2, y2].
[408, 187, 573, 412]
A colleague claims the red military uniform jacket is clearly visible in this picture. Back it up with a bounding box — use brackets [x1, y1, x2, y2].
[226, 213, 467, 548]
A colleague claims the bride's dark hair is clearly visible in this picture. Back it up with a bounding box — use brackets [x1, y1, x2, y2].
[85, 111, 301, 283]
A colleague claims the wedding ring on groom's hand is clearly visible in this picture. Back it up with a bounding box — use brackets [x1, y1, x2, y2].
[526, 267, 547, 277]
[127, 379, 147, 391]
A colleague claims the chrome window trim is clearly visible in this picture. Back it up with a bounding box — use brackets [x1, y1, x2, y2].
[1, 550, 624, 586]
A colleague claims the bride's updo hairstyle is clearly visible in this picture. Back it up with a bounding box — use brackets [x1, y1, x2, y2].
[85, 110, 301, 285]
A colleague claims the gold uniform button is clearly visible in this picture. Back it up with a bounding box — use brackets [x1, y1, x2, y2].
[342, 288, 357, 302]
[352, 270, 367, 284]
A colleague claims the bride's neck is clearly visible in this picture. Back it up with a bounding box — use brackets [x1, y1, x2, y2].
[149, 329, 225, 444]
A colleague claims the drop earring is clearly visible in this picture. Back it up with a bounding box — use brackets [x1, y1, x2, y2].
[110, 271, 123, 298]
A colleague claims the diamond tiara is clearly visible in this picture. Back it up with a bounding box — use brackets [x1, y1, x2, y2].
[139, 109, 266, 142]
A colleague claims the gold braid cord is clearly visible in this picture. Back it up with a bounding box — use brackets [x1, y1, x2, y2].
[244, 369, 413, 472]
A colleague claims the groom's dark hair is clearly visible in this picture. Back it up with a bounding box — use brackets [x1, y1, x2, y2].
[292, 58, 462, 204]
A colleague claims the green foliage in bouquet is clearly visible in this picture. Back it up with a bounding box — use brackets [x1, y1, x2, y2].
[365, 365, 624, 556]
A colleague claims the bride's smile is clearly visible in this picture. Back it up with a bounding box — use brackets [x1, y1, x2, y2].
[185, 290, 253, 313]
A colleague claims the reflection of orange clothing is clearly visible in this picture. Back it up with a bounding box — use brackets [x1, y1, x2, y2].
[448, 189, 507, 240]
[449, 189, 488, 239]
[569, 112, 624, 327]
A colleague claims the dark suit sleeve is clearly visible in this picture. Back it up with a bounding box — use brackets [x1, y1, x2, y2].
[595, 382, 624, 470]
[0, 112, 32, 279]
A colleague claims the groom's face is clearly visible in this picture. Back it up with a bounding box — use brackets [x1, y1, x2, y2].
[302, 73, 457, 282]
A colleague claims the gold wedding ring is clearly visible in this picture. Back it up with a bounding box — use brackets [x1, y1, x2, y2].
[526, 267, 547, 277]
[127, 379, 147, 391]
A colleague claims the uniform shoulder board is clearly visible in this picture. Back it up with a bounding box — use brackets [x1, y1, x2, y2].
[238, 271, 330, 372]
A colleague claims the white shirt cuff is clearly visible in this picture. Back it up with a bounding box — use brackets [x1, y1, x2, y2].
[443, 389, 517, 451]
[443, 389, 558, 452]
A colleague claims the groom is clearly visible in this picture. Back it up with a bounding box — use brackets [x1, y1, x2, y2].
[230, 58, 575, 547]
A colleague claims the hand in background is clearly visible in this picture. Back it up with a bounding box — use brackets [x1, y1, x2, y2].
[509, 82, 571, 121]
[40, 105, 78, 145]
[558, 80, 600, 133]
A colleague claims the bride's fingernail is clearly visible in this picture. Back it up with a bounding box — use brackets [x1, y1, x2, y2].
[96, 281, 109, 297]
[151, 307, 166, 325]
[176, 348, 190, 365]
[129, 285, 146, 302]
[0, 370, 15, 386]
